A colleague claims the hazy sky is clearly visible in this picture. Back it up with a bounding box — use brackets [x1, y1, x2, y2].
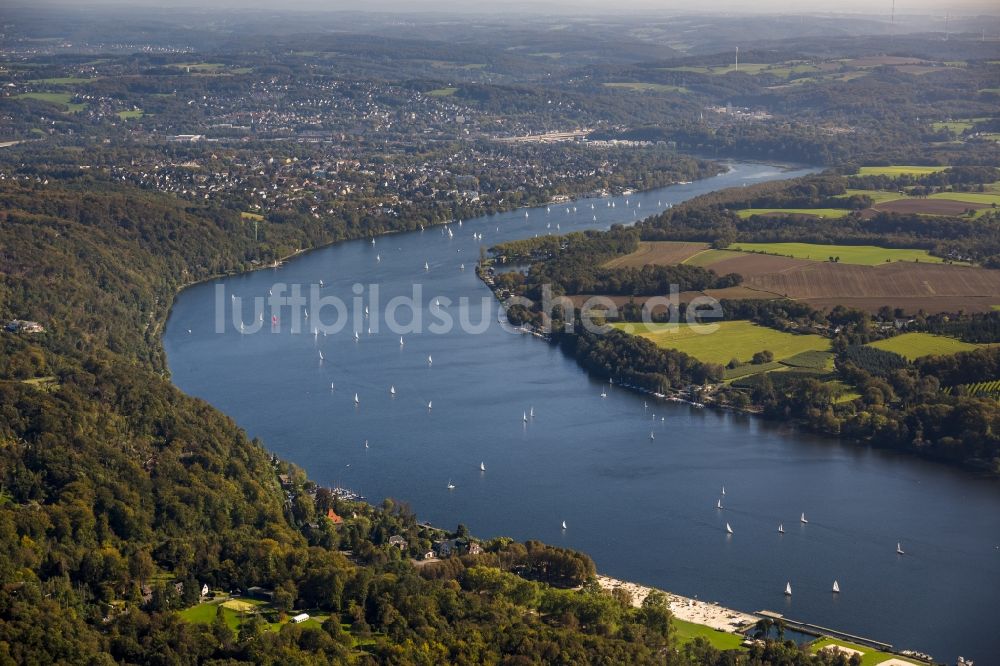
[21, 0, 1000, 15]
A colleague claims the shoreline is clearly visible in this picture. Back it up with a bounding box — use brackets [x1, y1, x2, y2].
[596, 574, 757, 634]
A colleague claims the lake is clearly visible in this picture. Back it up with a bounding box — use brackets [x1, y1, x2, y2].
[164, 161, 1000, 663]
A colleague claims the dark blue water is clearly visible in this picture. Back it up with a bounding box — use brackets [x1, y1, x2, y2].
[164, 162, 1000, 663]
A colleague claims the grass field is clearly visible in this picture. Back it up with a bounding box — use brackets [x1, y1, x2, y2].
[728, 242, 945, 266]
[27, 76, 97, 85]
[808, 637, 920, 666]
[603, 82, 689, 93]
[117, 109, 144, 120]
[681, 249, 740, 267]
[867, 332, 981, 360]
[427, 87, 458, 96]
[858, 165, 948, 177]
[15, 92, 85, 113]
[735, 208, 851, 219]
[928, 191, 1000, 206]
[672, 618, 745, 650]
[838, 188, 908, 204]
[241, 211, 265, 221]
[614, 321, 830, 366]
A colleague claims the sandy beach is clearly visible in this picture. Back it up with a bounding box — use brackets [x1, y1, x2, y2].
[596, 575, 758, 634]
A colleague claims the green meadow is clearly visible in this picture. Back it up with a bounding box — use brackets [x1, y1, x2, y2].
[613, 321, 830, 366]
[735, 207, 850, 219]
[603, 82, 689, 93]
[867, 333, 982, 361]
[727, 242, 945, 266]
[858, 165, 948, 177]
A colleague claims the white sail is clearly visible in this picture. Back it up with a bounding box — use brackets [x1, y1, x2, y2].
[725, 523, 733, 534]
[318, 351, 324, 361]
[364, 439, 369, 449]
[353, 393, 359, 404]
[523, 411, 527, 422]
[399, 336, 404, 346]
[354, 331, 359, 341]
[600, 390, 607, 398]
[721, 486, 726, 496]
[800, 513, 808, 524]
[717, 499, 722, 509]
[896, 542, 904, 555]
[529, 407, 534, 418]
[480, 462, 486, 472]
[390, 386, 395, 395]
[649, 431, 655, 440]
[784, 582, 792, 596]
[427, 401, 432, 410]
[832, 580, 840, 593]
[428, 355, 433, 365]
[561, 521, 567, 530]
[778, 524, 784, 533]
[447, 480, 455, 490]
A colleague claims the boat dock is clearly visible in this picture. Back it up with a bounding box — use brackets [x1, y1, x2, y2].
[755, 611, 894, 652]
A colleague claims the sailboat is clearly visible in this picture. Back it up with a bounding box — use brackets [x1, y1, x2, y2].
[460, 263, 465, 271]
[330, 382, 335, 390]
[354, 331, 359, 342]
[800, 513, 808, 524]
[523, 411, 528, 423]
[364, 306, 369, 317]
[649, 431, 655, 440]
[371, 238, 376, 245]
[725, 523, 733, 535]
[716, 499, 722, 510]
[600, 390, 607, 398]
[364, 439, 369, 449]
[721, 486, 726, 496]
[427, 400, 433, 410]
[399, 336, 404, 346]
[832, 580, 840, 594]
[525, 211, 529, 218]
[424, 261, 429, 271]
[353, 393, 359, 404]
[784, 582, 792, 596]
[480, 462, 486, 472]
[447, 480, 455, 490]
[561, 521, 567, 530]
[896, 542, 905, 555]
[389, 385, 395, 396]
[434, 298, 440, 307]
[318, 351, 324, 361]
[319, 279, 324, 287]
[778, 524, 785, 534]
[428, 355, 433, 365]
[529, 406, 534, 418]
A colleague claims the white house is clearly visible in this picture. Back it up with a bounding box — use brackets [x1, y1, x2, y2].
[291, 613, 310, 624]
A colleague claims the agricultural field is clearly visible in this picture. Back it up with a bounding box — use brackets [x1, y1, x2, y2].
[427, 87, 458, 97]
[927, 191, 1000, 206]
[603, 82, 689, 93]
[734, 208, 850, 219]
[597, 241, 1000, 314]
[727, 242, 945, 266]
[613, 320, 830, 366]
[857, 165, 949, 177]
[602, 241, 708, 268]
[867, 332, 982, 361]
[950, 380, 1000, 399]
[837, 188, 908, 204]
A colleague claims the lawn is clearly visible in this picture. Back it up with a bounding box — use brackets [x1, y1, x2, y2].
[672, 618, 745, 650]
[808, 637, 920, 666]
[603, 82, 689, 93]
[241, 211, 265, 221]
[727, 242, 945, 266]
[117, 109, 144, 120]
[27, 76, 98, 85]
[867, 333, 982, 360]
[427, 87, 458, 97]
[613, 321, 830, 366]
[735, 208, 851, 219]
[857, 165, 948, 177]
[15, 92, 85, 113]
